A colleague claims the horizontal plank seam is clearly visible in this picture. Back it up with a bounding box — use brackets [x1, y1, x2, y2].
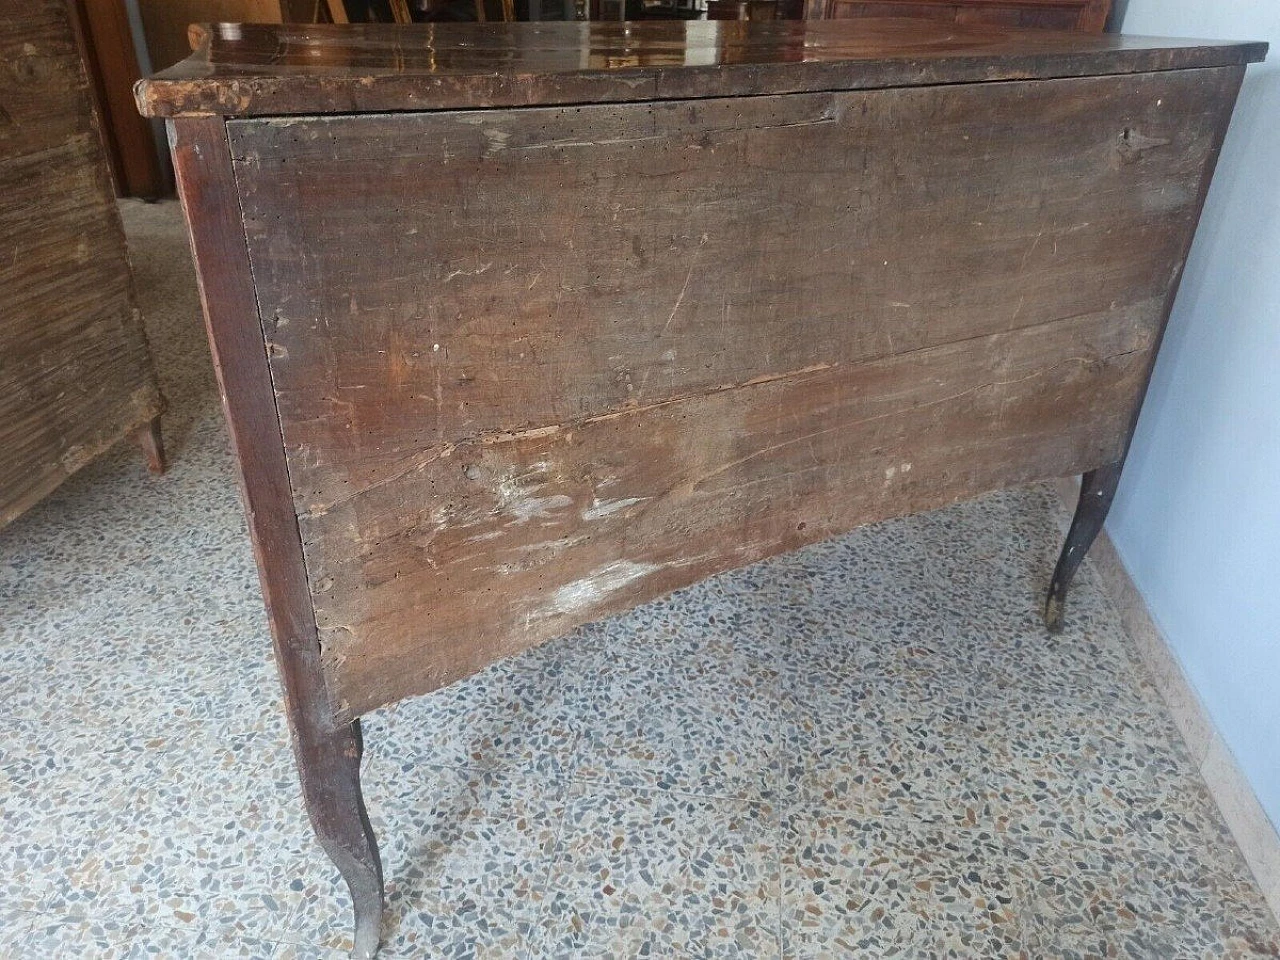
[679, 354, 1138, 496]
[300, 330, 1148, 520]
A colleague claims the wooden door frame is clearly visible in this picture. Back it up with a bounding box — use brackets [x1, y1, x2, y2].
[67, 0, 169, 198]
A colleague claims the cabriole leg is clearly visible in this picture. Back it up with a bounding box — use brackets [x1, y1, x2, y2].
[1044, 461, 1124, 634]
[299, 717, 384, 959]
[168, 116, 384, 959]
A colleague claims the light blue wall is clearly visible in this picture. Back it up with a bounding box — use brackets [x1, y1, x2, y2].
[1110, 0, 1279, 827]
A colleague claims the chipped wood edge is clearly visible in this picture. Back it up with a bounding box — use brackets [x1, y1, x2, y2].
[1052, 476, 1280, 923]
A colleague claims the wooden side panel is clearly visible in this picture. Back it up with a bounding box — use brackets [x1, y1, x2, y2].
[0, 1, 88, 152]
[233, 69, 1230, 514]
[230, 68, 1238, 718]
[0, 0, 164, 527]
[311, 309, 1152, 716]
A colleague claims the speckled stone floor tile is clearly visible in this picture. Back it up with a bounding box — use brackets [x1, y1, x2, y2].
[1005, 837, 1280, 959]
[783, 809, 1023, 959]
[0, 910, 34, 956]
[363, 639, 583, 780]
[281, 765, 565, 958]
[529, 783, 780, 958]
[15, 916, 138, 959]
[67, 729, 311, 937]
[562, 604, 785, 801]
[117, 927, 281, 960]
[781, 683, 996, 826]
[0, 199, 1276, 958]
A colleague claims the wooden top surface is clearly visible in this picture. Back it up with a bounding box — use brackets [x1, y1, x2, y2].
[135, 19, 1266, 117]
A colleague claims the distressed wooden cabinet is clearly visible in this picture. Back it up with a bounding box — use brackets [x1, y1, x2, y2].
[137, 20, 1265, 956]
[1, 0, 166, 529]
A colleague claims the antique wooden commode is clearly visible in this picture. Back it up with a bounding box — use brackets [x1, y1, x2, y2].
[137, 20, 1264, 956]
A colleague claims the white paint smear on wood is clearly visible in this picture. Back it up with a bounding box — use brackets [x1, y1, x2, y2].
[538, 560, 661, 619]
[581, 496, 649, 522]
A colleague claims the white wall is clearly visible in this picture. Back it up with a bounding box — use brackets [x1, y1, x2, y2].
[1111, 0, 1279, 827]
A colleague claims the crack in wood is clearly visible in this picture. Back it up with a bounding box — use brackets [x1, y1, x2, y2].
[302, 360, 839, 518]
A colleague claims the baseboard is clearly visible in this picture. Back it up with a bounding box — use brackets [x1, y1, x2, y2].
[1051, 478, 1280, 921]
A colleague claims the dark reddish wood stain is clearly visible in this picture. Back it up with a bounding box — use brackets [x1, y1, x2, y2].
[143, 20, 1265, 955]
[67, 0, 168, 198]
[0, 0, 165, 528]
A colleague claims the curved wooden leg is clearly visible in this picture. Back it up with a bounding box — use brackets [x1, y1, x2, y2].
[1044, 461, 1123, 634]
[135, 416, 166, 474]
[168, 117, 382, 958]
[299, 717, 384, 959]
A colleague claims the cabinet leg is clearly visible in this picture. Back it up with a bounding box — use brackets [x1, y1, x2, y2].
[134, 416, 166, 475]
[300, 717, 384, 959]
[1044, 461, 1123, 634]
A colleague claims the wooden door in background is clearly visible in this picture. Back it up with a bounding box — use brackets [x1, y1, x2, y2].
[136, 0, 315, 74]
[70, 0, 329, 197]
[68, 0, 167, 197]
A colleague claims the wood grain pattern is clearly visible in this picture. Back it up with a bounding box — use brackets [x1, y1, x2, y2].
[312, 308, 1154, 717]
[224, 66, 1242, 718]
[0, 0, 164, 528]
[234, 68, 1231, 514]
[133, 19, 1267, 118]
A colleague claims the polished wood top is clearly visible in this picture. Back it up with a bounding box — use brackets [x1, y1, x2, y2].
[135, 19, 1266, 118]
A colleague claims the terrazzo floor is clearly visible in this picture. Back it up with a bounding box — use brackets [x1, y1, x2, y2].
[1, 199, 1277, 959]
